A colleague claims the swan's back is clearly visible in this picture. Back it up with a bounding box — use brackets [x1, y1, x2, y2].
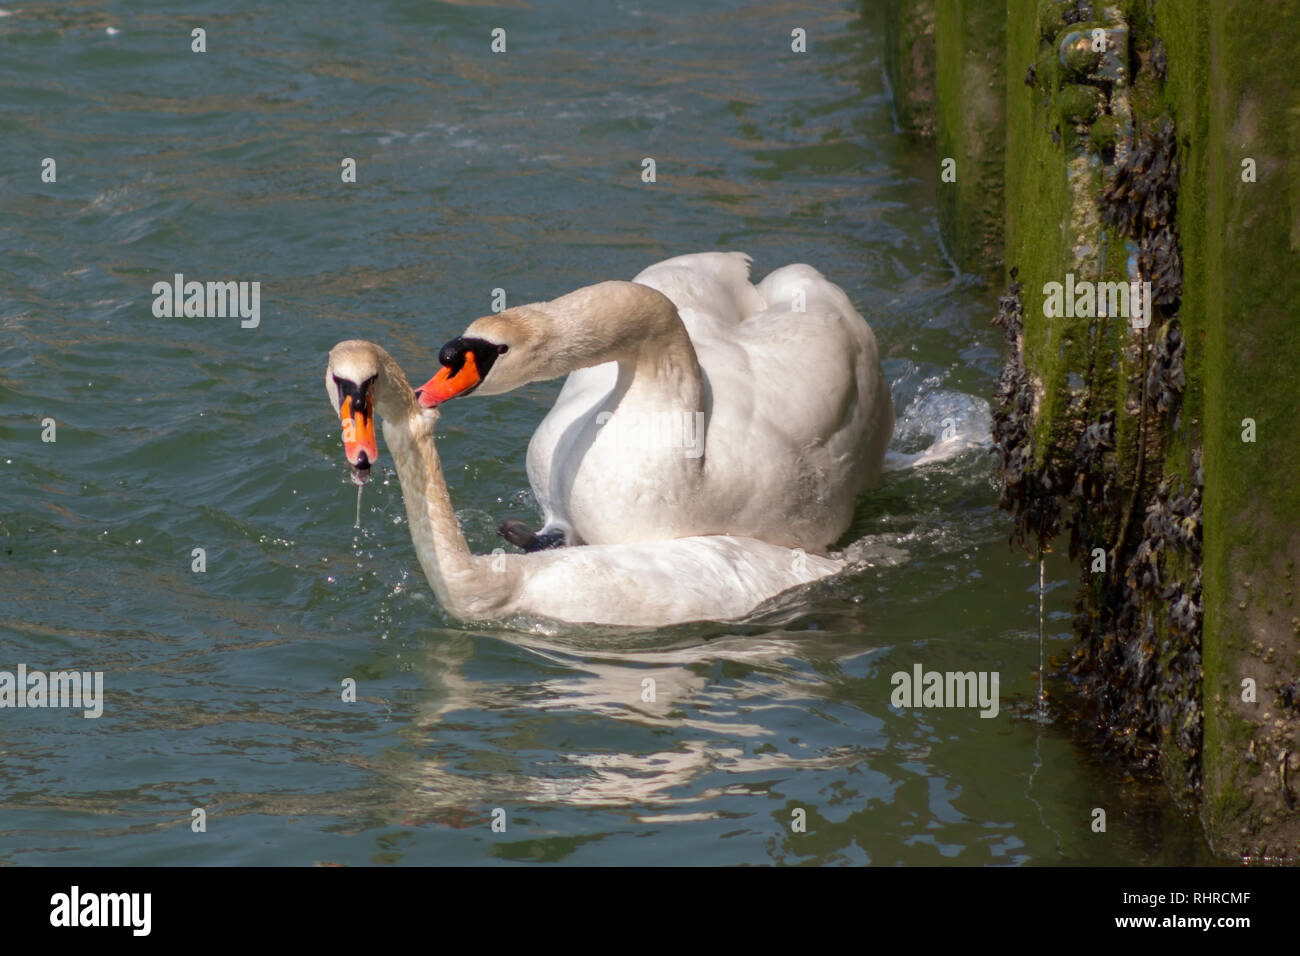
[633, 251, 765, 335]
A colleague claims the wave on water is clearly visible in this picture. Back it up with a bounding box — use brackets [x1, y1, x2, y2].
[884, 378, 993, 471]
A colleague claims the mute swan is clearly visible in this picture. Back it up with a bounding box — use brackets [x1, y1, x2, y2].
[326, 340, 843, 627]
[415, 252, 893, 553]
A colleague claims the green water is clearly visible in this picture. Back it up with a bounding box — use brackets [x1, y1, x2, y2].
[0, 0, 1214, 864]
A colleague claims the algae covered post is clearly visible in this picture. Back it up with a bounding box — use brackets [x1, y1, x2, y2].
[883, 0, 1300, 858]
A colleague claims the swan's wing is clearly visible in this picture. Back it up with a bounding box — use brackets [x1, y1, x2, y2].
[632, 251, 766, 338]
[746, 265, 894, 485]
[692, 264, 894, 539]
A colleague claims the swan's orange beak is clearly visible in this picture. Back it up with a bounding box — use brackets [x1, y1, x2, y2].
[339, 394, 378, 475]
[416, 351, 480, 408]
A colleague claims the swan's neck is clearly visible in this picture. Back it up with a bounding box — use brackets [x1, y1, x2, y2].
[373, 358, 516, 617]
[545, 281, 704, 413]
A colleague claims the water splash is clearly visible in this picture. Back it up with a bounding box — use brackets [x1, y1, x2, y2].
[884, 385, 993, 471]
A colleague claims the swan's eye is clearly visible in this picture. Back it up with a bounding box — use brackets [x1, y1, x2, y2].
[496, 343, 509, 355]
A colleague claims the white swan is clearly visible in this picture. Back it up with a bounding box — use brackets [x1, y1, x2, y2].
[326, 340, 843, 627]
[415, 252, 893, 553]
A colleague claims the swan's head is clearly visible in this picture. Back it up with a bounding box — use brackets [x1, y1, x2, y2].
[326, 341, 384, 485]
[415, 283, 667, 406]
[414, 309, 550, 407]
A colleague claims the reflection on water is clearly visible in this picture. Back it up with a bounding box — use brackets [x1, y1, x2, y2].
[0, 0, 1216, 865]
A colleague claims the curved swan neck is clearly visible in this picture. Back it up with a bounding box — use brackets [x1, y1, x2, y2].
[542, 281, 703, 403]
[371, 353, 516, 616]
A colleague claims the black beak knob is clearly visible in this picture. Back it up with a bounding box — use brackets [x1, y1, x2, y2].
[439, 337, 467, 368]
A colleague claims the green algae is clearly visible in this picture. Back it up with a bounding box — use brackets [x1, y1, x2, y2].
[884, 0, 1300, 858]
[932, 0, 1005, 277]
[1058, 83, 1104, 125]
[1158, 0, 1300, 857]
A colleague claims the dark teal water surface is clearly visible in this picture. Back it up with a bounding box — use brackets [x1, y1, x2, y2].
[0, 1, 1213, 864]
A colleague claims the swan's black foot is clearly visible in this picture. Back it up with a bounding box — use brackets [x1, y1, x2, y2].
[498, 519, 568, 553]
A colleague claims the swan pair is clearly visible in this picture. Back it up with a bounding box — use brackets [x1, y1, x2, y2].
[325, 253, 893, 627]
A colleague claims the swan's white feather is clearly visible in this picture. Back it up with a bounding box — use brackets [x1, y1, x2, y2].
[527, 252, 892, 551]
[503, 534, 842, 626]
